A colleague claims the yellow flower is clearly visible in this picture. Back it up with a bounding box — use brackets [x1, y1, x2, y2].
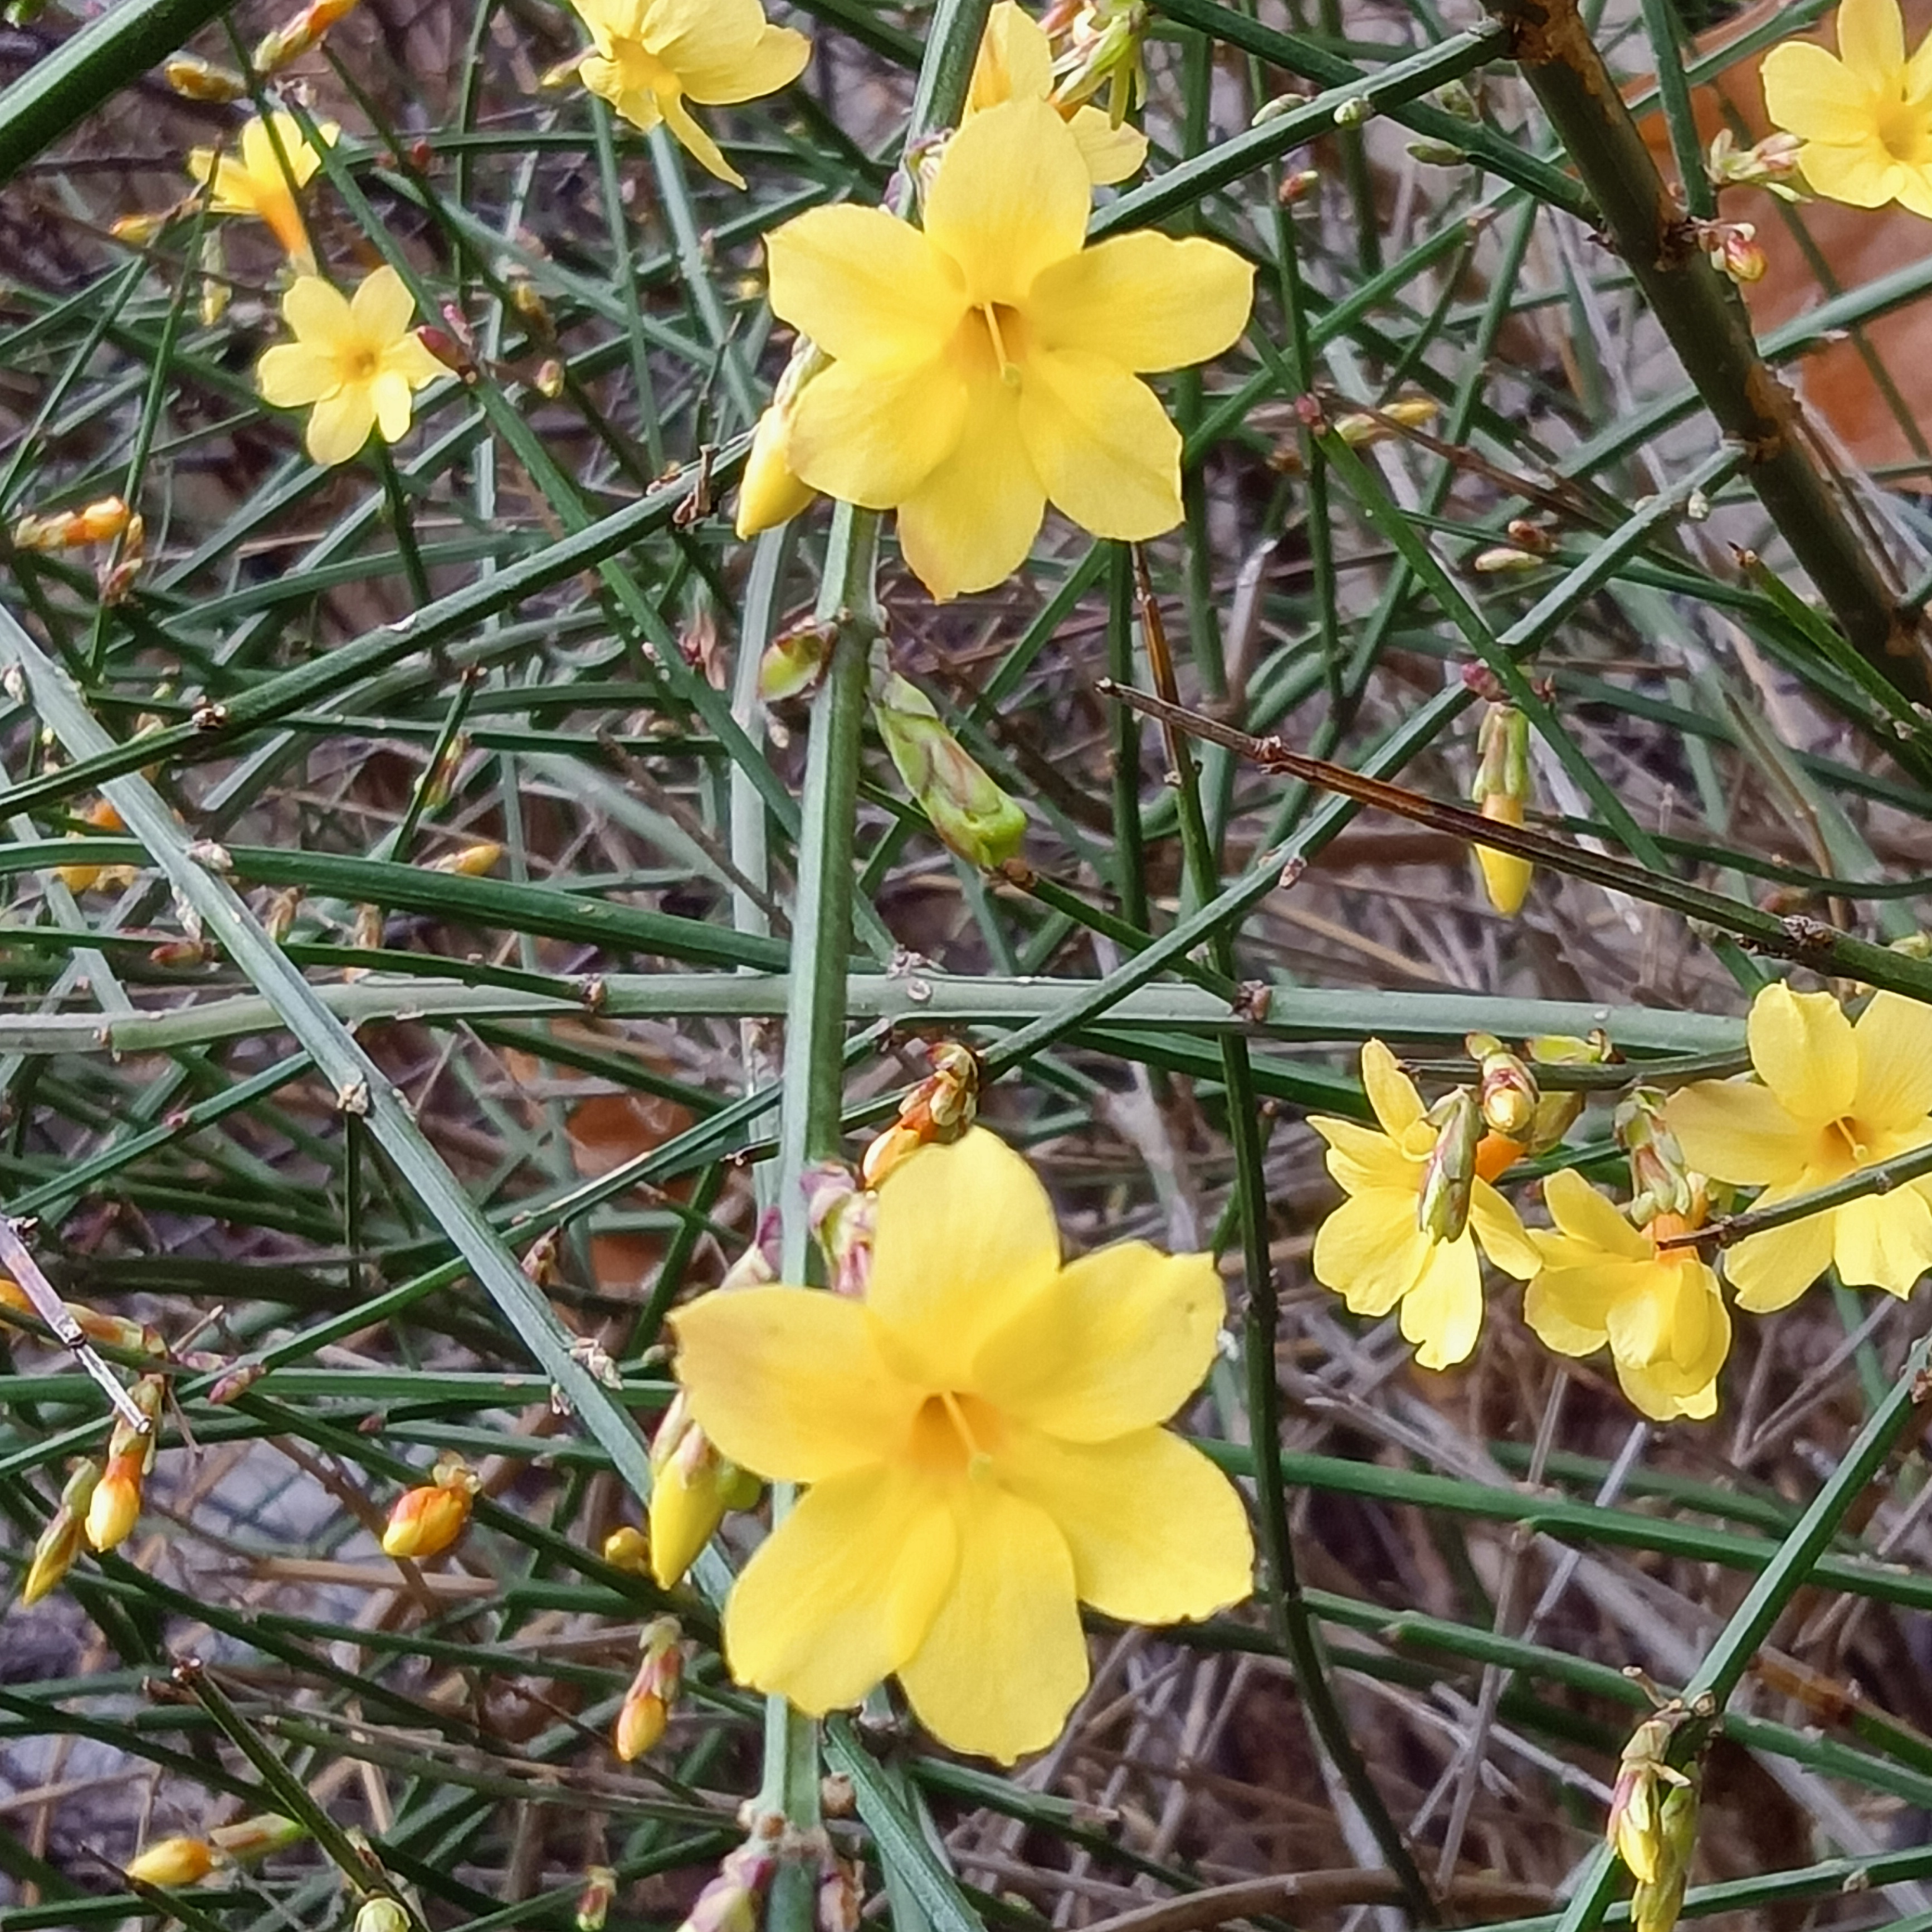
[127, 1837, 217, 1887]
[763, 97, 1253, 601]
[571, 0, 809, 189]
[256, 267, 444, 467]
[184, 111, 338, 271]
[670, 1128, 1253, 1763]
[1524, 1170, 1730, 1421]
[1666, 983, 1932, 1310]
[968, 2, 1147, 186]
[1308, 1041, 1539, 1370]
[1762, 0, 1932, 216]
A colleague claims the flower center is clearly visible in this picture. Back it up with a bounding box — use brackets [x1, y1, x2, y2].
[966, 303, 1028, 389]
[1830, 1115, 1874, 1165]
[341, 341, 380, 383]
[613, 38, 681, 103]
[908, 1390, 1004, 1479]
[1875, 89, 1932, 166]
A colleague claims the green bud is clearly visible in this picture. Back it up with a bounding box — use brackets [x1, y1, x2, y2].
[1417, 1087, 1480, 1243]
[758, 621, 835, 707]
[872, 670, 1026, 869]
[1619, 1087, 1695, 1224]
[1465, 1031, 1539, 1140]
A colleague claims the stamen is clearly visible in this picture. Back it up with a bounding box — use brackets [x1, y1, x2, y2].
[940, 1391, 993, 1473]
[981, 304, 1022, 389]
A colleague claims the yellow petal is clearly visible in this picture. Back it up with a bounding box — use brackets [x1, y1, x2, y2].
[1665, 1080, 1814, 1186]
[671, 1284, 921, 1480]
[581, 56, 663, 132]
[305, 387, 377, 465]
[183, 144, 217, 189]
[1310, 1114, 1413, 1194]
[1852, 992, 1932, 1129]
[370, 369, 416, 443]
[1018, 348, 1181, 540]
[765, 205, 964, 370]
[1833, 1187, 1932, 1296]
[383, 331, 447, 389]
[972, 1242, 1223, 1440]
[1065, 104, 1148, 185]
[896, 1479, 1086, 1762]
[723, 1463, 955, 1714]
[969, 2, 1053, 111]
[1544, 1168, 1648, 1259]
[1602, 1260, 1670, 1367]
[736, 402, 817, 535]
[1470, 1178, 1540, 1279]
[257, 341, 337, 408]
[1524, 1267, 1612, 1355]
[1796, 135, 1907, 204]
[996, 1425, 1253, 1623]
[784, 356, 965, 506]
[661, 91, 745, 187]
[1030, 232, 1251, 373]
[1360, 1037, 1424, 1139]
[1725, 1200, 1835, 1312]
[1890, 158, 1932, 216]
[284, 274, 353, 345]
[923, 97, 1090, 308]
[1750, 982, 1857, 1122]
[1398, 1235, 1483, 1369]
[1312, 1188, 1430, 1316]
[895, 364, 1045, 598]
[350, 264, 417, 343]
[1762, 41, 1876, 143]
[695, 21, 809, 104]
[866, 1129, 1060, 1386]
[1616, 1358, 1716, 1423]
[1837, 0, 1906, 89]
[1476, 843, 1533, 917]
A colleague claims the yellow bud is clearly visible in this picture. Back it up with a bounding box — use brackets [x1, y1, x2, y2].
[648, 1404, 728, 1588]
[429, 841, 502, 876]
[1417, 1087, 1480, 1243]
[381, 1461, 476, 1560]
[22, 1461, 100, 1605]
[1471, 695, 1533, 921]
[577, 1867, 618, 1932]
[127, 1836, 217, 1887]
[208, 1814, 306, 1861]
[353, 1898, 412, 1932]
[601, 1525, 651, 1574]
[735, 402, 816, 538]
[112, 209, 173, 245]
[85, 1455, 144, 1553]
[163, 53, 247, 99]
[14, 496, 133, 552]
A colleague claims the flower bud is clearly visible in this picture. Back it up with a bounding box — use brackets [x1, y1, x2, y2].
[1632, 1778, 1698, 1932]
[577, 1867, 618, 1932]
[15, 495, 135, 552]
[1470, 700, 1533, 917]
[678, 1846, 778, 1932]
[87, 1374, 163, 1552]
[382, 1453, 478, 1560]
[1523, 1031, 1612, 1149]
[860, 1041, 980, 1188]
[353, 1898, 412, 1932]
[818, 1857, 862, 1932]
[737, 342, 826, 538]
[1417, 1087, 1480, 1243]
[127, 1836, 217, 1887]
[1718, 225, 1765, 285]
[648, 1396, 733, 1588]
[534, 357, 566, 399]
[163, 53, 247, 99]
[22, 1460, 100, 1605]
[872, 671, 1026, 869]
[602, 1525, 651, 1574]
[803, 1162, 876, 1298]
[1471, 544, 1544, 574]
[208, 1814, 306, 1862]
[112, 209, 173, 245]
[428, 841, 501, 876]
[1619, 1087, 1696, 1226]
[758, 619, 836, 706]
[719, 1212, 782, 1293]
[1465, 1032, 1539, 1141]
[613, 1617, 683, 1762]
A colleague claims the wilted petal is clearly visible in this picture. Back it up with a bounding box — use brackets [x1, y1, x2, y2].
[672, 1284, 922, 1481]
[1019, 348, 1179, 539]
[866, 1130, 1060, 1385]
[897, 1480, 1086, 1763]
[765, 206, 964, 370]
[724, 1462, 955, 1713]
[1029, 232, 1252, 372]
[997, 1425, 1252, 1623]
[923, 98, 1090, 307]
[973, 1242, 1223, 1439]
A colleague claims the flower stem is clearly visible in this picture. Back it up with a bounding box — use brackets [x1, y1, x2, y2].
[758, 6, 992, 1909]
[1476, 0, 1929, 704]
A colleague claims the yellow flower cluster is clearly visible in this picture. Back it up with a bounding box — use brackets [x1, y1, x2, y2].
[1310, 982, 1932, 1422]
